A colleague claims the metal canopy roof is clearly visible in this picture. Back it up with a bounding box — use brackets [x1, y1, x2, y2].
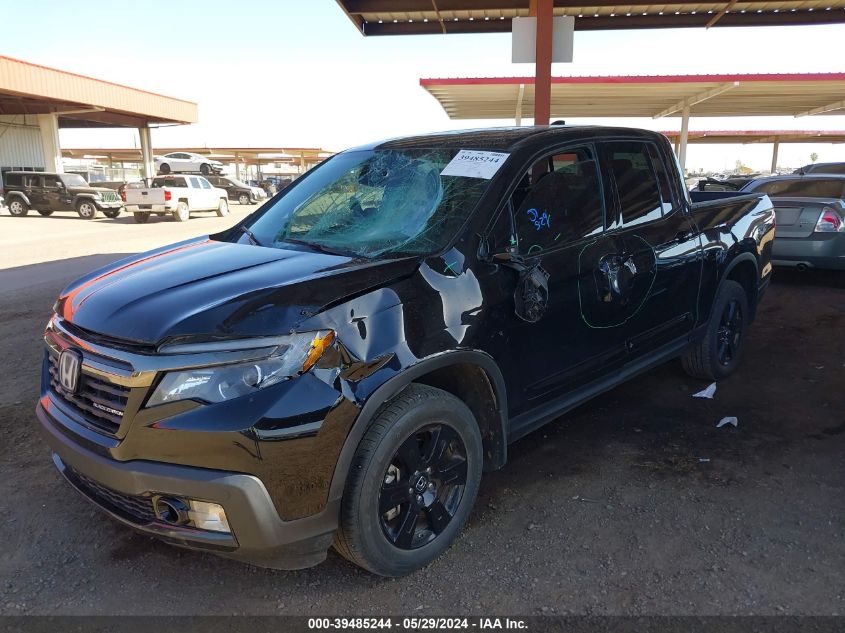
[420, 73, 845, 119]
[61, 147, 332, 167]
[336, 0, 845, 34]
[0, 56, 197, 128]
[661, 129, 845, 143]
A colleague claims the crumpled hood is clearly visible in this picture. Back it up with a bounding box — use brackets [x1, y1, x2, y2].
[56, 237, 419, 345]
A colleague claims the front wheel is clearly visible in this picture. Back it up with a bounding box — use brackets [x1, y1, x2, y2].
[37, 209, 54, 216]
[173, 201, 190, 222]
[103, 208, 121, 219]
[237, 193, 250, 205]
[8, 199, 29, 216]
[216, 198, 229, 217]
[334, 384, 482, 576]
[200, 163, 210, 175]
[682, 279, 749, 381]
[76, 200, 97, 220]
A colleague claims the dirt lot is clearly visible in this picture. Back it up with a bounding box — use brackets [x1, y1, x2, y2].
[0, 209, 842, 615]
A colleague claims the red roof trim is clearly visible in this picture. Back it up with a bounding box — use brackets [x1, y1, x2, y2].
[420, 73, 845, 86]
[0, 55, 197, 106]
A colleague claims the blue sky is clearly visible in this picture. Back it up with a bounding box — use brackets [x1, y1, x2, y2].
[4, 0, 845, 170]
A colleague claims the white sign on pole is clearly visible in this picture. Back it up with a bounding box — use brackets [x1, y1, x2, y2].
[512, 16, 574, 63]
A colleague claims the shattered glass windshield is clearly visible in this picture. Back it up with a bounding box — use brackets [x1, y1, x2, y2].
[245, 149, 493, 259]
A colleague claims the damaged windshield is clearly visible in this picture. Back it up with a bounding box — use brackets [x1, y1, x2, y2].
[244, 148, 494, 258]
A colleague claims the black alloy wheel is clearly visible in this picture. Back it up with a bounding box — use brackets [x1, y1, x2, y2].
[334, 384, 483, 576]
[716, 298, 743, 366]
[379, 424, 468, 550]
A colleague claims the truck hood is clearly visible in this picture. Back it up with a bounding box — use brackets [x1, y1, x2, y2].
[55, 237, 420, 345]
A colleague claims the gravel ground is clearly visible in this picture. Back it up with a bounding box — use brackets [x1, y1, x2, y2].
[0, 212, 842, 616]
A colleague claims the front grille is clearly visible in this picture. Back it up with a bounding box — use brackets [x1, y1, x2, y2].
[100, 191, 119, 203]
[66, 466, 156, 525]
[48, 354, 130, 435]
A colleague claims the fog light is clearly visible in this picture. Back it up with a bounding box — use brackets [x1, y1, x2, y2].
[186, 500, 230, 533]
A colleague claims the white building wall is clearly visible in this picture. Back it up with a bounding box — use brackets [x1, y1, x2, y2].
[0, 115, 45, 169]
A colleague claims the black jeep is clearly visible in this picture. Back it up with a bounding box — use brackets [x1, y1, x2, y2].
[2, 171, 124, 219]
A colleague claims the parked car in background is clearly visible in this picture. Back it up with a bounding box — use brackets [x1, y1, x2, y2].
[694, 176, 757, 192]
[794, 162, 845, 175]
[123, 174, 229, 223]
[2, 172, 123, 219]
[206, 175, 261, 205]
[155, 152, 224, 176]
[741, 174, 845, 270]
[36, 126, 775, 576]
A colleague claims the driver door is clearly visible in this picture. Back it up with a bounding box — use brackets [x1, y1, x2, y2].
[490, 145, 626, 415]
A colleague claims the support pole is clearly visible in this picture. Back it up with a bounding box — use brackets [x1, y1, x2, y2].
[771, 140, 780, 174]
[679, 104, 690, 174]
[139, 126, 154, 183]
[37, 113, 62, 173]
[530, 0, 553, 126]
[234, 153, 240, 180]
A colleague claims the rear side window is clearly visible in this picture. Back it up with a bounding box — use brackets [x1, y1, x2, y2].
[603, 141, 665, 227]
[809, 164, 845, 175]
[511, 146, 604, 254]
[199, 178, 212, 189]
[152, 177, 188, 188]
[751, 179, 845, 199]
[4, 173, 21, 186]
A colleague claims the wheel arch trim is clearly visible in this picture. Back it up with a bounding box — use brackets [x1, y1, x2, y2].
[327, 350, 508, 504]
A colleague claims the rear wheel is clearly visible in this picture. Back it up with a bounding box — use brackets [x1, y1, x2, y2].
[159, 163, 171, 174]
[682, 279, 748, 381]
[216, 198, 229, 217]
[37, 209, 54, 216]
[173, 201, 190, 222]
[334, 384, 482, 577]
[76, 200, 97, 220]
[8, 199, 29, 216]
[133, 212, 151, 223]
[103, 208, 121, 218]
[237, 193, 250, 205]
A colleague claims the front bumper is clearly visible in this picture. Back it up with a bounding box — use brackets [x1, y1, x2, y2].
[37, 400, 339, 570]
[94, 200, 123, 210]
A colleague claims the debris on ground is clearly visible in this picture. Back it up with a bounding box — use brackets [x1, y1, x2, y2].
[693, 383, 717, 399]
[717, 416, 739, 428]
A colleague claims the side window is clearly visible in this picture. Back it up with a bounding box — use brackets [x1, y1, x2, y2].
[43, 175, 62, 189]
[199, 178, 212, 190]
[189, 177, 201, 188]
[511, 146, 604, 255]
[5, 174, 21, 186]
[604, 141, 665, 227]
[646, 144, 675, 213]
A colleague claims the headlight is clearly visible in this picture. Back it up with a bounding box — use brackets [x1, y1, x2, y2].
[147, 330, 334, 407]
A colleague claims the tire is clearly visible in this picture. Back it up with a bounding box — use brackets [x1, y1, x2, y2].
[682, 279, 749, 382]
[76, 199, 97, 220]
[173, 201, 190, 222]
[103, 208, 121, 219]
[159, 163, 171, 174]
[334, 384, 483, 577]
[200, 163, 210, 175]
[133, 212, 151, 224]
[237, 193, 250, 205]
[37, 209, 54, 216]
[8, 198, 29, 216]
[216, 198, 229, 217]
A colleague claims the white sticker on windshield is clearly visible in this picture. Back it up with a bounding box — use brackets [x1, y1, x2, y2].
[440, 150, 510, 180]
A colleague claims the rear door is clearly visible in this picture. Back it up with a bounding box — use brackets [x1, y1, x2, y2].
[26, 175, 48, 209]
[591, 140, 702, 356]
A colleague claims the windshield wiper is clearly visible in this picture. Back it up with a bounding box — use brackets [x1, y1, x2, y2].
[239, 225, 262, 246]
[280, 237, 357, 257]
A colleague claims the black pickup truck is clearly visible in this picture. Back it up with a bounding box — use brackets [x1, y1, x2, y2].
[36, 126, 775, 577]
